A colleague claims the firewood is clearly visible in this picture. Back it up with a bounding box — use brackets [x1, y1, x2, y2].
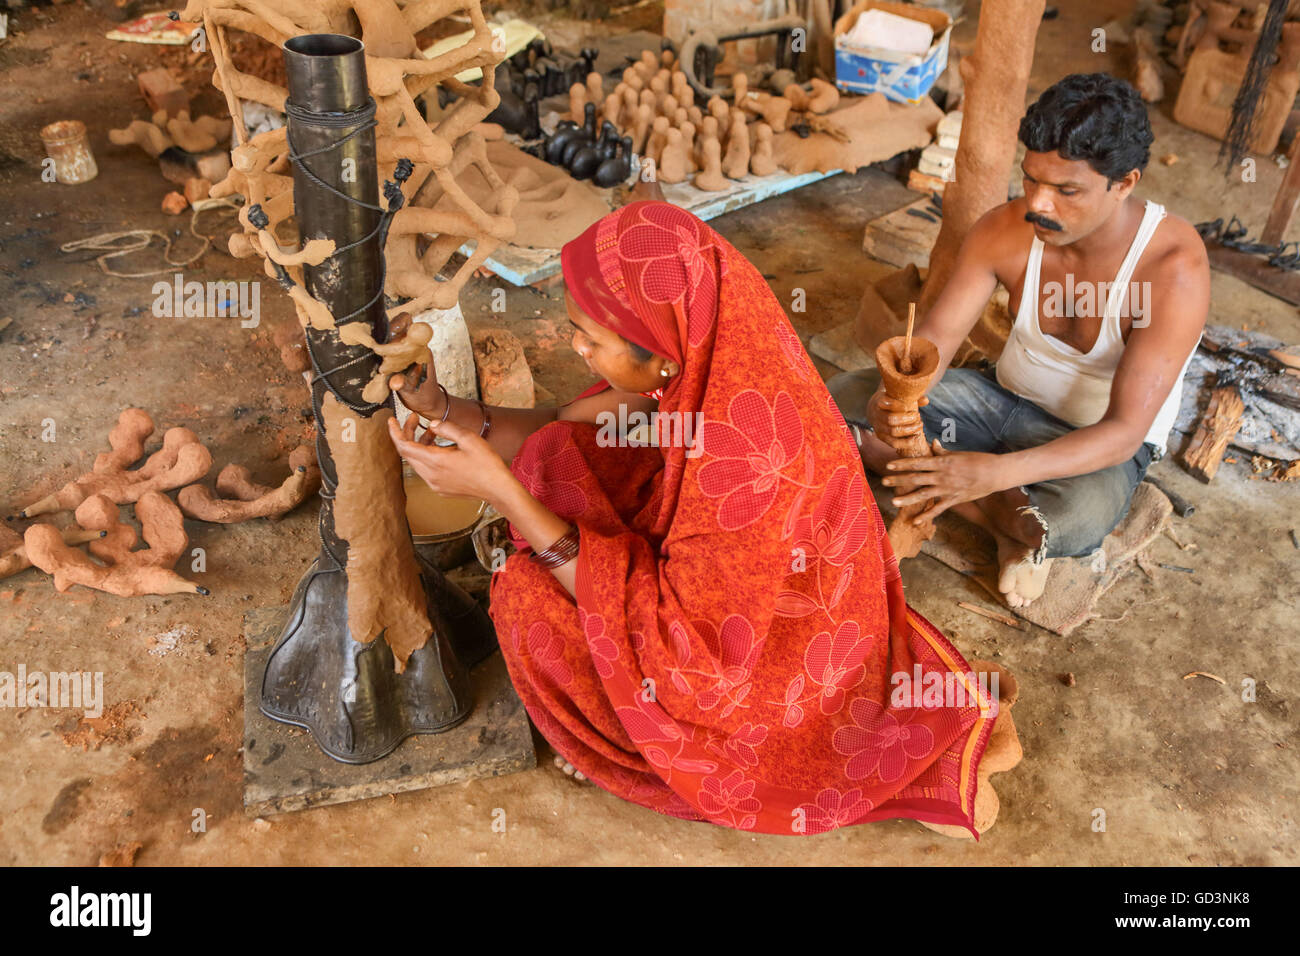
[1182, 385, 1245, 481]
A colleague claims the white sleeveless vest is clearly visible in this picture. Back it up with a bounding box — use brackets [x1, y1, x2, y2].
[995, 200, 1197, 453]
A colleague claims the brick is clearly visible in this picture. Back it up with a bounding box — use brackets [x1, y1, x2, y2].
[470, 328, 535, 409]
[137, 68, 189, 119]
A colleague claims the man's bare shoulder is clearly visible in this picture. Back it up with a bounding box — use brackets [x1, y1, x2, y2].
[966, 199, 1034, 265]
[1137, 209, 1210, 285]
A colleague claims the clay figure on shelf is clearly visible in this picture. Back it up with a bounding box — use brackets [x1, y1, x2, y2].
[658, 128, 688, 183]
[750, 122, 777, 176]
[694, 133, 728, 191]
[723, 109, 750, 179]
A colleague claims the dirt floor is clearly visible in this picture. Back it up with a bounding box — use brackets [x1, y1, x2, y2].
[0, 2, 1296, 866]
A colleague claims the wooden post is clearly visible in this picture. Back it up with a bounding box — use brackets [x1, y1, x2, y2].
[1262, 131, 1300, 246]
[915, 0, 1046, 325]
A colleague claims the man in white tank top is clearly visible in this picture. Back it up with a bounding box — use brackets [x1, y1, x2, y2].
[829, 73, 1208, 609]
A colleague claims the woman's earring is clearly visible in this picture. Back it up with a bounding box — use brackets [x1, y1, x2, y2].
[660, 368, 671, 377]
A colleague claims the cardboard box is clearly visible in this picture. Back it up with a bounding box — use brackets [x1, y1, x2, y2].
[833, 1, 952, 104]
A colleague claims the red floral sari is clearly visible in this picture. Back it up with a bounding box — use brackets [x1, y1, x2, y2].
[489, 202, 994, 835]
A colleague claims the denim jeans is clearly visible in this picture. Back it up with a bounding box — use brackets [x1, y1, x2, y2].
[826, 366, 1157, 560]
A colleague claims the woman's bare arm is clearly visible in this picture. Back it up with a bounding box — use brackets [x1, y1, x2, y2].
[396, 367, 659, 467]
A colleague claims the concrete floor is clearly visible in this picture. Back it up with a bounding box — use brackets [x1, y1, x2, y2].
[0, 3, 1295, 865]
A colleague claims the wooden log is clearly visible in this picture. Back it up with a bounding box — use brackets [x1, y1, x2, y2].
[1182, 385, 1246, 481]
[914, 0, 1045, 320]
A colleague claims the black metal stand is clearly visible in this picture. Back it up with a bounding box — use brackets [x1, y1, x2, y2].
[259, 33, 496, 765]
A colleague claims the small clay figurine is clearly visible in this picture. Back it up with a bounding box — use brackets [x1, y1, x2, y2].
[647, 115, 670, 166]
[723, 109, 750, 179]
[708, 96, 730, 140]
[659, 128, 688, 183]
[603, 92, 622, 128]
[750, 122, 777, 176]
[568, 82, 587, 122]
[808, 78, 840, 114]
[694, 133, 728, 191]
[632, 103, 654, 154]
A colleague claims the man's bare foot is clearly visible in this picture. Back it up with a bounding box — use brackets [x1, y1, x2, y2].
[553, 753, 587, 782]
[993, 532, 1053, 608]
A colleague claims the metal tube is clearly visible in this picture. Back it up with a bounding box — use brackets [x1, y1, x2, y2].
[283, 33, 386, 562]
[259, 34, 495, 765]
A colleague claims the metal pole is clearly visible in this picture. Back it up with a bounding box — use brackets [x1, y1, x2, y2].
[259, 34, 495, 765]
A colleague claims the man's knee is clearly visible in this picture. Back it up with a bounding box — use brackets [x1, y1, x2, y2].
[1030, 464, 1141, 558]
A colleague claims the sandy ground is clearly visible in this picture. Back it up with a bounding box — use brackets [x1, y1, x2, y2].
[0, 2, 1295, 865]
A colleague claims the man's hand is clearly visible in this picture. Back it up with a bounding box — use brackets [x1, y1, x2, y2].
[867, 387, 928, 444]
[882, 440, 1006, 524]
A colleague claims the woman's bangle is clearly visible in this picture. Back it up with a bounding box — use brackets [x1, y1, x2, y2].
[529, 525, 579, 569]
[475, 399, 492, 439]
[433, 383, 452, 425]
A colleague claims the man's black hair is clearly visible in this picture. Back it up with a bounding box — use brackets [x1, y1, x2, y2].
[1018, 73, 1153, 185]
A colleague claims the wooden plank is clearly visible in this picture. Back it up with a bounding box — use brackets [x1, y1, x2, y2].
[1182, 385, 1246, 482]
[241, 607, 536, 815]
[1204, 239, 1300, 307]
[861, 197, 942, 269]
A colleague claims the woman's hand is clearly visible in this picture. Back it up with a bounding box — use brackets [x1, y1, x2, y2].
[881, 440, 1006, 524]
[867, 388, 928, 443]
[387, 414, 516, 507]
[388, 347, 446, 421]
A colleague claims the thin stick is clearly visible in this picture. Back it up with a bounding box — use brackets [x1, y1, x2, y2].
[957, 600, 1024, 629]
[902, 302, 916, 374]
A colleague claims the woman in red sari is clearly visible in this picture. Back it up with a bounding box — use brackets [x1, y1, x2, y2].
[388, 201, 1017, 837]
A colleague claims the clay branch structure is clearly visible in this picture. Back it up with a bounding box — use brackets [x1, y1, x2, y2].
[19, 409, 212, 518]
[0, 524, 104, 581]
[178, 445, 321, 522]
[251, 32, 495, 766]
[25, 492, 207, 597]
[179, 0, 519, 322]
[874, 334, 941, 559]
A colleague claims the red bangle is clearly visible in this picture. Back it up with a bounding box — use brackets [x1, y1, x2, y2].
[529, 525, 579, 569]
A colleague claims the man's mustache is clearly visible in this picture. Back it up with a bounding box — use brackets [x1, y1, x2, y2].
[1025, 211, 1064, 232]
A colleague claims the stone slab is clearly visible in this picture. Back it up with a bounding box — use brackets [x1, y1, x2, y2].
[809, 318, 874, 372]
[242, 606, 536, 816]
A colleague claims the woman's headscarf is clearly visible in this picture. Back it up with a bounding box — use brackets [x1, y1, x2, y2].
[491, 201, 995, 835]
